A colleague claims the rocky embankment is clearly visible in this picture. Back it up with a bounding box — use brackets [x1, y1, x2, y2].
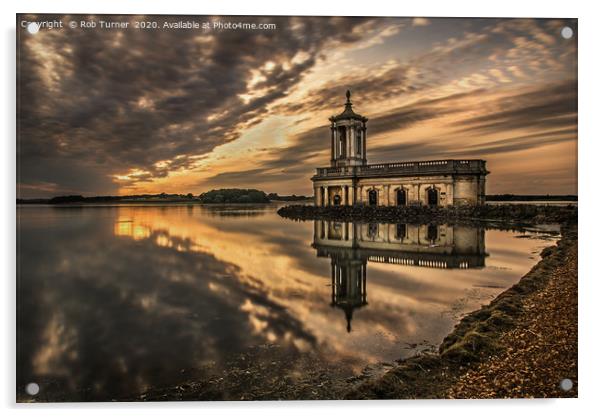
[277, 203, 577, 226]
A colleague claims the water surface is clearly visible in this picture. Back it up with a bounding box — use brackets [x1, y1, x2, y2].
[17, 203, 558, 400]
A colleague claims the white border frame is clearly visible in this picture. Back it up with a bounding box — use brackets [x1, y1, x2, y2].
[4, 1, 599, 416]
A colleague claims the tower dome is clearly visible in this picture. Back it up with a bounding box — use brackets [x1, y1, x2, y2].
[328, 90, 368, 167]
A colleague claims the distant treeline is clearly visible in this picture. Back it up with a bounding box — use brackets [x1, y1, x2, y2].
[17, 193, 197, 204]
[17, 189, 312, 205]
[486, 194, 577, 202]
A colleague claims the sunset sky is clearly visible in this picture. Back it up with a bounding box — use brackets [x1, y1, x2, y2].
[17, 15, 577, 198]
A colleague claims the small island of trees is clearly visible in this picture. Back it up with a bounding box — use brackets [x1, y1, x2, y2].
[198, 189, 270, 204]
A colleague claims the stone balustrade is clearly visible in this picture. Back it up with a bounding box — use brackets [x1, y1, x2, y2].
[314, 159, 488, 178]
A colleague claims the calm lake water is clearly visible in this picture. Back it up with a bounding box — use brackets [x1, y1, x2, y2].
[17, 203, 558, 401]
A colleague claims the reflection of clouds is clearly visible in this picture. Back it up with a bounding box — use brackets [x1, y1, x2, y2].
[32, 312, 78, 379]
[111, 207, 552, 366]
[18, 206, 557, 400]
[18, 207, 318, 400]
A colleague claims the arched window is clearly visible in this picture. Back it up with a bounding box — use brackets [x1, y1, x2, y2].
[338, 127, 346, 158]
[427, 187, 438, 207]
[368, 223, 378, 239]
[329, 222, 343, 240]
[396, 224, 407, 240]
[396, 188, 406, 206]
[427, 224, 438, 242]
[368, 189, 378, 206]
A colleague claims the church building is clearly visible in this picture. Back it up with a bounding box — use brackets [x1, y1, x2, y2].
[311, 91, 489, 207]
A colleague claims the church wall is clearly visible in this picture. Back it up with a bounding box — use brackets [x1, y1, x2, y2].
[355, 175, 456, 206]
[453, 175, 481, 205]
[313, 173, 486, 207]
[313, 179, 354, 206]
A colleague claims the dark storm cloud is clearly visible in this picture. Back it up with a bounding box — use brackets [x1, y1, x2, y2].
[17, 14, 385, 197]
[358, 80, 577, 162]
[448, 80, 577, 134]
[272, 65, 420, 116]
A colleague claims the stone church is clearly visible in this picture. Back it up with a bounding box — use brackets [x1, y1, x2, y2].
[311, 91, 489, 207]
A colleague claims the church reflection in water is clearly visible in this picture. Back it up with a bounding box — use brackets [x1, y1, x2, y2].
[313, 221, 488, 332]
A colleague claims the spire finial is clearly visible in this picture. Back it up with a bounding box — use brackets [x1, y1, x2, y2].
[345, 89, 351, 104]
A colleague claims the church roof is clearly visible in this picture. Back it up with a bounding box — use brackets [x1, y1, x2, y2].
[329, 90, 368, 123]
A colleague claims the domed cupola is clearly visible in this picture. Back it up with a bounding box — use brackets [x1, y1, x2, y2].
[328, 90, 368, 167]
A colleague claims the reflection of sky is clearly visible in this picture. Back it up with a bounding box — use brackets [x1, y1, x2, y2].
[17, 205, 556, 400]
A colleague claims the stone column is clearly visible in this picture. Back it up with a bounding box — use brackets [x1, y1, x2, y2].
[345, 126, 350, 158]
[330, 125, 335, 165]
[324, 186, 329, 206]
[385, 184, 390, 206]
[336, 132, 340, 160]
[350, 126, 356, 159]
[362, 127, 367, 161]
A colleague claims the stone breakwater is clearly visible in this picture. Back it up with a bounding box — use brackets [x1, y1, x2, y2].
[277, 204, 577, 226]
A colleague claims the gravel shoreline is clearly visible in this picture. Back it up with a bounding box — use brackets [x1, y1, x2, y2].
[446, 226, 577, 398]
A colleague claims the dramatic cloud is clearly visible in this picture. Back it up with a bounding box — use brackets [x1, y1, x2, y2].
[18, 15, 391, 196]
[17, 16, 577, 197]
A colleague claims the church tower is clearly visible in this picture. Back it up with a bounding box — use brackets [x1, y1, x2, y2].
[328, 90, 368, 167]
